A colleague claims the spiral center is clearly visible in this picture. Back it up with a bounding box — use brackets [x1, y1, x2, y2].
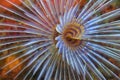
[62, 23, 84, 47]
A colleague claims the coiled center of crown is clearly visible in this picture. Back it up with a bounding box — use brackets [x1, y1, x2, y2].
[62, 23, 84, 47]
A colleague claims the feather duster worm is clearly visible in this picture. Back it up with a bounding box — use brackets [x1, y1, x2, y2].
[0, 0, 120, 80]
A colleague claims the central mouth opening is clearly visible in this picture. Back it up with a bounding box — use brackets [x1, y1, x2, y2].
[52, 22, 85, 49]
[62, 23, 84, 48]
